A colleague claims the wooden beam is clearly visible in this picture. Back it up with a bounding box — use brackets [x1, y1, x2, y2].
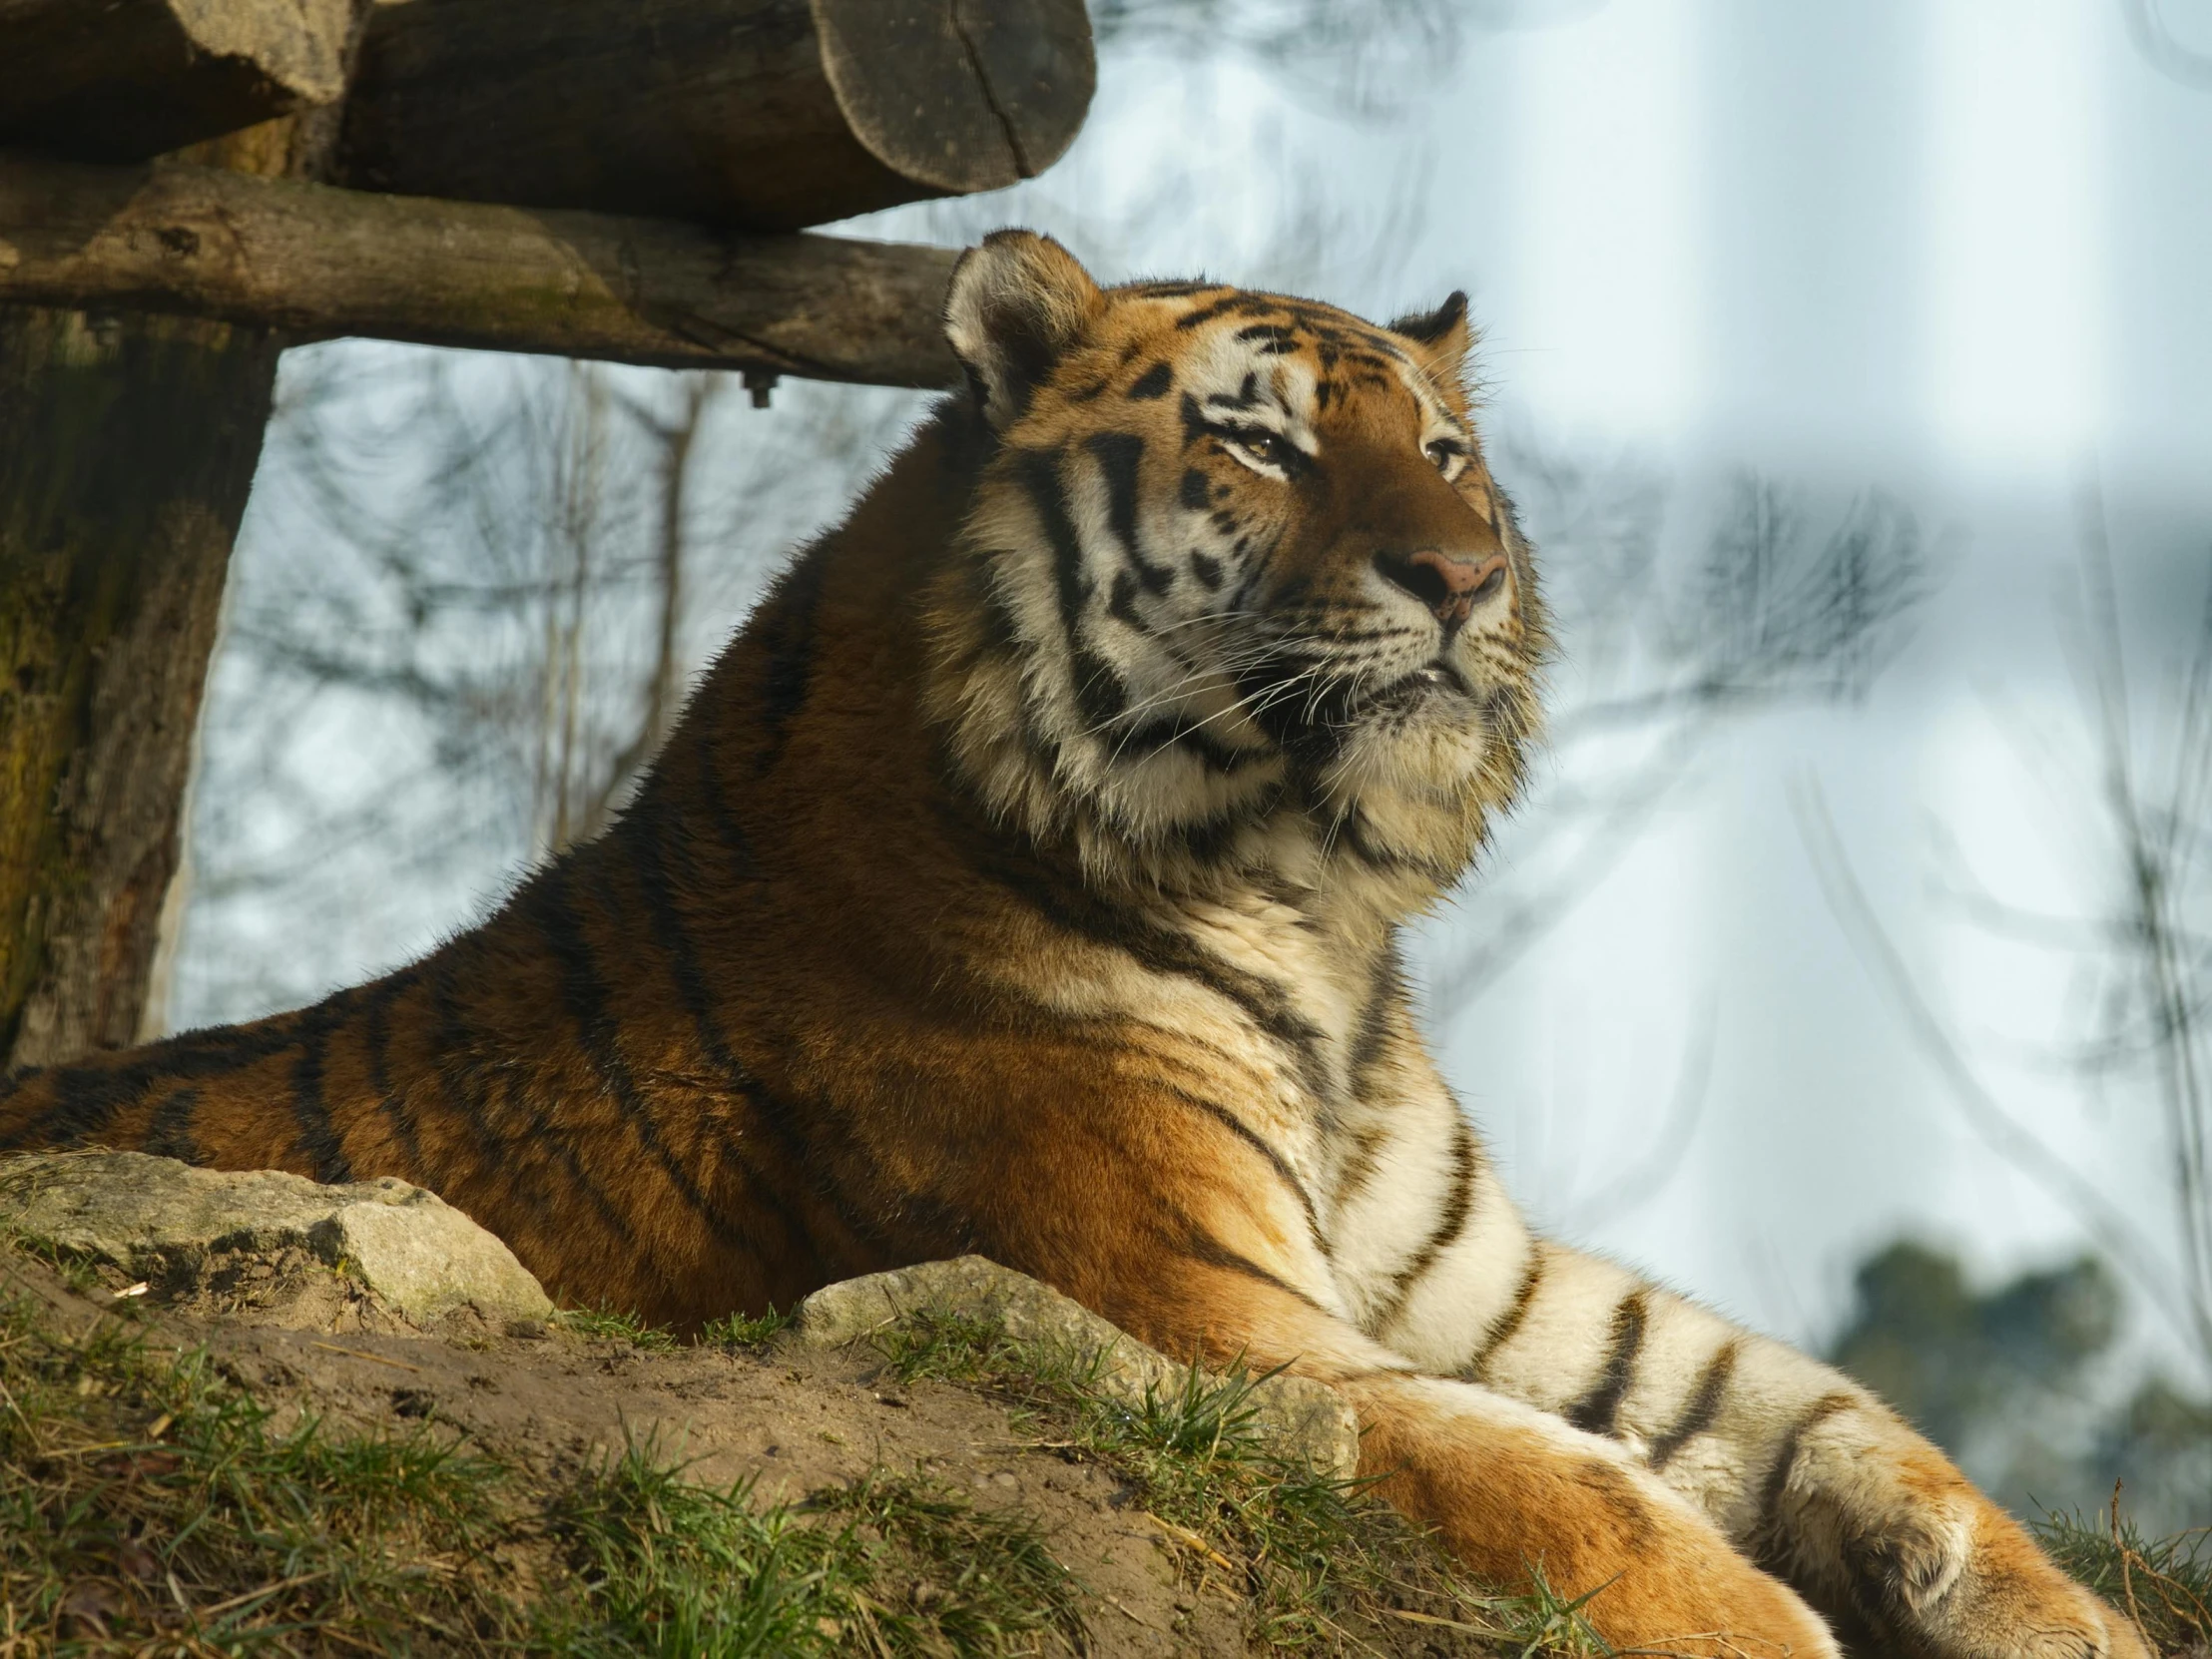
[0, 0, 354, 162]
[339, 0, 1093, 230]
[0, 152, 965, 387]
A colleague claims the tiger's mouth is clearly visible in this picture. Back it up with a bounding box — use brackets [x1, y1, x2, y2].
[1376, 661, 1472, 708]
[1235, 649, 1488, 748]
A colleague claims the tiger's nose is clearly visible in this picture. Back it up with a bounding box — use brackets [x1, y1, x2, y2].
[1375, 548, 1511, 629]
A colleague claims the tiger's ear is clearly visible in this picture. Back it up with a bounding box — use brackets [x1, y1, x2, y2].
[943, 230, 1105, 429]
[1389, 290, 1473, 387]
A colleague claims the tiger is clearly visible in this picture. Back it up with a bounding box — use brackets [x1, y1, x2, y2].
[0, 230, 2146, 1658]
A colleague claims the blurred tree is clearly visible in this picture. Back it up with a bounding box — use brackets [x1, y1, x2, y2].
[1797, 494, 2212, 1385]
[1829, 1237, 2211, 1536]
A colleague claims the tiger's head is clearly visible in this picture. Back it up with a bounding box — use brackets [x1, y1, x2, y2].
[924, 231, 1548, 909]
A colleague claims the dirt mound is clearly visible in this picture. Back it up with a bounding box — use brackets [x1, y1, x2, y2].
[0, 1192, 1539, 1655]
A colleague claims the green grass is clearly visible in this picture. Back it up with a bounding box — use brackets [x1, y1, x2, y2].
[872, 1305, 1610, 1656]
[2034, 1500, 2210, 1657]
[700, 1306, 795, 1350]
[541, 1435, 1082, 1657]
[551, 1306, 682, 1352]
[0, 1283, 1084, 1657]
[0, 1286, 511, 1652]
[552, 1304, 793, 1354]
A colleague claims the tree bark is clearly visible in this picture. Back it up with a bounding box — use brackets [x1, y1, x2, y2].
[0, 306, 276, 1067]
[0, 153, 964, 386]
[0, 107, 366, 1069]
[338, 0, 1093, 230]
[0, 0, 354, 161]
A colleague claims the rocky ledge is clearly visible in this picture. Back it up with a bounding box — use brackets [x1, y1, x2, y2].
[0, 1151, 1356, 1474]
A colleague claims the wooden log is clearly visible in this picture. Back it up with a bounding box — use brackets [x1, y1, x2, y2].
[0, 0, 354, 162]
[338, 0, 1093, 230]
[0, 151, 964, 386]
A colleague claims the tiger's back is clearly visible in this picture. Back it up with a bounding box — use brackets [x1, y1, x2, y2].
[0, 402, 1016, 1325]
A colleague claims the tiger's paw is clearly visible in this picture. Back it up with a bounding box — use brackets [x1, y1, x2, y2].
[1883, 1523, 2153, 1659]
[1815, 1462, 2151, 1659]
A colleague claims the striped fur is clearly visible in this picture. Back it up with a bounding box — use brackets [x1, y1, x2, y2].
[0, 232, 2143, 1659]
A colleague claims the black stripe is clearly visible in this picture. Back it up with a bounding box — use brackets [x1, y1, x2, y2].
[143, 1087, 202, 1165]
[922, 785, 1302, 1031]
[1756, 1391, 1859, 1547]
[1107, 568, 1144, 633]
[1179, 467, 1211, 511]
[1173, 295, 1241, 330]
[1328, 1125, 1387, 1220]
[1204, 371, 1263, 411]
[362, 971, 425, 1177]
[1013, 446, 1130, 732]
[1017, 445, 1089, 643]
[1649, 1340, 1738, 1469]
[1565, 1291, 1649, 1436]
[1, 1007, 341, 1153]
[1343, 814, 1454, 881]
[1127, 361, 1173, 400]
[1085, 432, 1176, 594]
[1465, 1242, 1545, 1379]
[49, 999, 364, 1151]
[688, 721, 757, 870]
[527, 859, 753, 1254]
[1116, 715, 1272, 777]
[425, 948, 537, 1209]
[1179, 1221, 1329, 1313]
[1116, 923, 1327, 1089]
[1375, 1116, 1478, 1331]
[288, 1023, 353, 1184]
[1346, 953, 1399, 1090]
[1189, 550, 1223, 590]
[1179, 392, 1212, 447]
[755, 551, 828, 776]
[1182, 1095, 1320, 1238]
[621, 811, 817, 1255]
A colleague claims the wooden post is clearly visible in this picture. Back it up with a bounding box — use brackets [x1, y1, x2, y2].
[0, 306, 276, 1065]
[0, 117, 351, 1069]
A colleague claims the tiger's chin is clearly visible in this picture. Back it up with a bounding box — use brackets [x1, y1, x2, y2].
[1314, 673, 1540, 878]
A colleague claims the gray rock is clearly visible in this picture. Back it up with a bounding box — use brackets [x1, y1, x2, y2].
[0, 1150, 551, 1327]
[793, 1255, 1360, 1477]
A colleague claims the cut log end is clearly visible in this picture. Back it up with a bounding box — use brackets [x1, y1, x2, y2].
[336, 0, 1094, 231]
[812, 0, 1095, 195]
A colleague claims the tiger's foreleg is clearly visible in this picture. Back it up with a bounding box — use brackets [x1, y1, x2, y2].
[1423, 1234, 2149, 1659]
[992, 1157, 1838, 1655]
